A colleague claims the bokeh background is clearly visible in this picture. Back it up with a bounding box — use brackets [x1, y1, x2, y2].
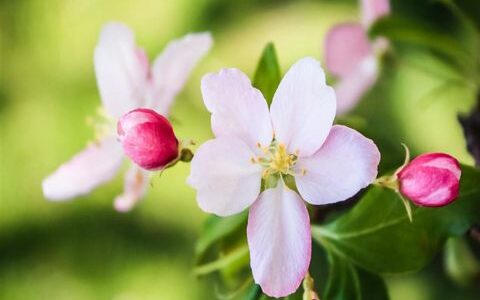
[1, 0, 478, 299]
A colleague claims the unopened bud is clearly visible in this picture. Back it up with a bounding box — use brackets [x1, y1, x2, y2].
[118, 108, 178, 170]
[397, 153, 461, 207]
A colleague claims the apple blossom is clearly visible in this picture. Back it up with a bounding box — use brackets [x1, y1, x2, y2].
[325, 0, 390, 114]
[188, 57, 380, 297]
[42, 22, 212, 212]
[117, 108, 179, 170]
[398, 153, 461, 207]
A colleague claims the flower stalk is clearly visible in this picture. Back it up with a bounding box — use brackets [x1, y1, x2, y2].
[374, 144, 413, 222]
[302, 272, 320, 300]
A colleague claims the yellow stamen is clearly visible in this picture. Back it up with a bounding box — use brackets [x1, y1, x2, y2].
[253, 141, 298, 179]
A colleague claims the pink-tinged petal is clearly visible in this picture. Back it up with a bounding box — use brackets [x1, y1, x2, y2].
[187, 137, 263, 216]
[270, 57, 336, 157]
[295, 125, 380, 205]
[147, 32, 213, 115]
[402, 153, 461, 179]
[247, 183, 311, 298]
[201, 68, 273, 152]
[361, 0, 391, 28]
[42, 136, 124, 201]
[398, 153, 461, 207]
[114, 166, 149, 212]
[335, 55, 378, 115]
[325, 23, 372, 79]
[94, 22, 149, 118]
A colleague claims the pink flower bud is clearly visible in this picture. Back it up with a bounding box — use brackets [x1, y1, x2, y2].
[118, 108, 179, 170]
[397, 153, 461, 207]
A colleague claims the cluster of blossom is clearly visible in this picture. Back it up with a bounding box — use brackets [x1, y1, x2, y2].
[42, 0, 462, 297]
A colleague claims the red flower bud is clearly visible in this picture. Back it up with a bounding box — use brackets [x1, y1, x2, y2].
[397, 153, 461, 207]
[118, 108, 179, 170]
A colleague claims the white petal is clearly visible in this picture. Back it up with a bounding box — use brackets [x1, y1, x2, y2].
[42, 136, 124, 201]
[114, 165, 149, 212]
[247, 183, 311, 298]
[147, 32, 213, 115]
[325, 23, 372, 79]
[295, 125, 380, 205]
[270, 57, 336, 157]
[187, 137, 263, 216]
[94, 22, 149, 118]
[201, 68, 273, 152]
[335, 55, 378, 115]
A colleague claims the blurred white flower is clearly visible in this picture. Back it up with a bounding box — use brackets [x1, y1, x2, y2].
[325, 0, 390, 114]
[42, 22, 212, 212]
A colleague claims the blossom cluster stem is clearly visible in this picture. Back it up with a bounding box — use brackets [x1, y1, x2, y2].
[302, 272, 320, 300]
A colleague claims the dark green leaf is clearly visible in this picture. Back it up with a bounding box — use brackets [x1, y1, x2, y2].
[371, 17, 465, 64]
[312, 165, 480, 274]
[444, 236, 480, 286]
[323, 252, 389, 300]
[258, 288, 303, 300]
[452, 0, 480, 29]
[242, 284, 262, 300]
[253, 42, 281, 106]
[370, 0, 479, 77]
[195, 211, 248, 261]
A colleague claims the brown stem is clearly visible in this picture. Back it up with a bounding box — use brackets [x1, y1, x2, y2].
[458, 93, 480, 167]
[469, 225, 480, 243]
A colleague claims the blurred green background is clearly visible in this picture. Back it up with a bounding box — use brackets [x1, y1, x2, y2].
[0, 0, 478, 299]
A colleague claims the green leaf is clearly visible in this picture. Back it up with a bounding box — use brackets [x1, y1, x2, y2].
[370, 0, 479, 77]
[195, 211, 248, 261]
[259, 289, 303, 300]
[323, 252, 389, 300]
[210, 278, 259, 300]
[312, 165, 480, 274]
[444, 236, 480, 286]
[452, 0, 480, 29]
[253, 42, 281, 106]
[371, 17, 466, 65]
[241, 284, 262, 300]
[194, 244, 249, 276]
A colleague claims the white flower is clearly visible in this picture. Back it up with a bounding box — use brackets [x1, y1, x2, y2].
[42, 22, 212, 211]
[188, 57, 380, 297]
[325, 0, 390, 114]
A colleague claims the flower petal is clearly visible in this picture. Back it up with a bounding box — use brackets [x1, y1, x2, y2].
[295, 125, 380, 205]
[201, 68, 273, 151]
[335, 55, 378, 115]
[114, 166, 149, 212]
[325, 23, 372, 79]
[247, 183, 311, 298]
[147, 32, 213, 115]
[403, 153, 461, 179]
[270, 57, 336, 157]
[42, 136, 124, 201]
[94, 22, 149, 118]
[187, 137, 263, 216]
[361, 0, 391, 28]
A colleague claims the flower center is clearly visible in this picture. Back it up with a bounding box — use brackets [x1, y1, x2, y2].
[86, 107, 116, 142]
[252, 141, 298, 179]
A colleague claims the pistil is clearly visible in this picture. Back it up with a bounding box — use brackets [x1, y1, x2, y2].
[252, 140, 298, 179]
